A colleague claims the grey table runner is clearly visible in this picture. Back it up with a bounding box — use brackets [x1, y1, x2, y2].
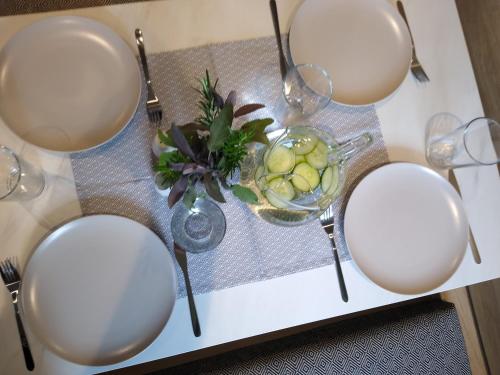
[70, 36, 388, 297]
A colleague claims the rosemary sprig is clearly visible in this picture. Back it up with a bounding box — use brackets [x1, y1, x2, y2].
[196, 70, 223, 127]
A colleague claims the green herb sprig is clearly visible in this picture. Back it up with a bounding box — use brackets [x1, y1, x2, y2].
[196, 71, 223, 127]
[155, 71, 273, 208]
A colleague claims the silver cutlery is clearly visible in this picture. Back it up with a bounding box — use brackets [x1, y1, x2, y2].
[173, 242, 201, 337]
[320, 206, 348, 302]
[0, 258, 34, 371]
[448, 169, 481, 264]
[135, 28, 163, 125]
[269, 0, 288, 80]
[397, 1, 430, 83]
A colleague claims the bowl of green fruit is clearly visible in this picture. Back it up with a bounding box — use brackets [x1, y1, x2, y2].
[240, 126, 372, 226]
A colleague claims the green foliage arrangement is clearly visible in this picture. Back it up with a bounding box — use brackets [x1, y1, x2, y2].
[154, 71, 274, 208]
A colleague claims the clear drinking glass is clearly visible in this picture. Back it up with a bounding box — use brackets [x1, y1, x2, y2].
[425, 113, 500, 169]
[0, 146, 45, 201]
[171, 198, 226, 253]
[283, 64, 333, 117]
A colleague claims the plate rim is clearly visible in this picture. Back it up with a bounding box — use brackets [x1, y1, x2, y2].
[343, 162, 468, 294]
[288, 0, 412, 107]
[0, 15, 142, 154]
[20, 214, 178, 365]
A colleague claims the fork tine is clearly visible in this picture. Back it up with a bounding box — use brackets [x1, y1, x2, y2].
[2, 261, 12, 283]
[412, 65, 429, 83]
[8, 258, 20, 280]
[320, 204, 334, 223]
[3, 258, 19, 282]
[0, 262, 7, 283]
[4, 260, 15, 282]
[418, 68, 429, 82]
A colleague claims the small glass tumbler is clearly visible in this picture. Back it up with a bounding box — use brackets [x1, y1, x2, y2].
[283, 64, 333, 117]
[0, 146, 45, 201]
[425, 113, 500, 169]
[171, 198, 226, 253]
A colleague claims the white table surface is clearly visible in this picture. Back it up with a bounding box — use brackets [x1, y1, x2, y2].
[1, 0, 499, 374]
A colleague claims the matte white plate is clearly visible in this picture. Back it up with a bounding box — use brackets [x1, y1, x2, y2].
[344, 163, 468, 294]
[0, 16, 141, 152]
[289, 0, 412, 106]
[21, 215, 177, 365]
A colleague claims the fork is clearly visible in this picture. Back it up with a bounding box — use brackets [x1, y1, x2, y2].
[0, 258, 35, 371]
[135, 28, 163, 125]
[396, 1, 430, 83]
[320, 206, 348, 302]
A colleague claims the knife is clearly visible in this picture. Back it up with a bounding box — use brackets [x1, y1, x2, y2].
[448, 169, 481, 264]
[173, 242, 201, 337]
[269, 0, 288, 80]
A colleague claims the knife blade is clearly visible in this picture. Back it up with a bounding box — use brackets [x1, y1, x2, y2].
[269, 0, 288, 80]
[448, 169, 481, 264]
[174, 242, 201, 337]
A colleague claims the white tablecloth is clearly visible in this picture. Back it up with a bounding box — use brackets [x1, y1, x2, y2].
[0, 1, 499, 374]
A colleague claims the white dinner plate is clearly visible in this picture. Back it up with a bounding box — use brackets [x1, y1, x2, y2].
[21, 215, 177, 365]
[0, 16, 141, 152]
[289, 0, 412, 106]
[344, 163, 468, 294]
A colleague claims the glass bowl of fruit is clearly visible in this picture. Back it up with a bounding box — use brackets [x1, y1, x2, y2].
[240, 126, 372, 226]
